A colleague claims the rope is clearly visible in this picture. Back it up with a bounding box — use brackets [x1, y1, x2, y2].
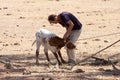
[78, 32, 120, 40]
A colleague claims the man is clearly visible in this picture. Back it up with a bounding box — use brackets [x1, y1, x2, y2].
[48, 12, 82, 65]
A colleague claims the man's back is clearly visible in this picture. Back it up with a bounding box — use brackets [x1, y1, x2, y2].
[59, 12, 82, 30]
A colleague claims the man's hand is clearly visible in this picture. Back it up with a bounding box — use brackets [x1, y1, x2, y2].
[63, 34, 68, 41]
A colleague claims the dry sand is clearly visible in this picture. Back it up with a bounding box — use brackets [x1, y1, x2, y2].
[0, 0, 120, 80]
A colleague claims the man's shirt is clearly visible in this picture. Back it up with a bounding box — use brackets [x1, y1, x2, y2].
[58, 12, 82, 30]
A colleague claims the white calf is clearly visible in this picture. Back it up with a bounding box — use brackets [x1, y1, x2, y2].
[32, 28, 76, 65]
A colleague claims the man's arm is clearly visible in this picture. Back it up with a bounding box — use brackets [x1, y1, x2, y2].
[63, 20, 74, 40]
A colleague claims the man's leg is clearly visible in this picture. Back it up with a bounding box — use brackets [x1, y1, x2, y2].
[67, 49, 76, 63]
[67, 29, 81, 65]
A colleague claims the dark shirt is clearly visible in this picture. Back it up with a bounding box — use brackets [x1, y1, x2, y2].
[58, 12, 82, 30]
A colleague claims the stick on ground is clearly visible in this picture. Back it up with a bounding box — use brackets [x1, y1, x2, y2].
[76, 39, 120, 65]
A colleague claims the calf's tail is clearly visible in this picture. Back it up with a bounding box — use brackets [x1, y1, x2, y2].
[32, 40, 36, 46]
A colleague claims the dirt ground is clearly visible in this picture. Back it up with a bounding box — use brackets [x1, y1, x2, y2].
[0, 0, 120, 80]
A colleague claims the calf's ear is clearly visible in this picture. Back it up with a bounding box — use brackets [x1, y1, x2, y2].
[66, 41, 76, 49]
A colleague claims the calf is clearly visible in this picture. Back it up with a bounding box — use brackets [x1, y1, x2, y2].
[32, 28, 76, 65]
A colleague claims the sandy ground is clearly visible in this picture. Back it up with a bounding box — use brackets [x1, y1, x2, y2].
[0, 0, 120, 80]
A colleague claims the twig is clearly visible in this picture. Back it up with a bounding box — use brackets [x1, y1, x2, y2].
[111, 61, 120, 71]
[0, 60, 13, 69]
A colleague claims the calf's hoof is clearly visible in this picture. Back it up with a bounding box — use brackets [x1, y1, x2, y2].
[62, 60, 67, 64]
[58, 62, 62, 66]
[47, 62, 51, 67]
[36, 62, 39, 65]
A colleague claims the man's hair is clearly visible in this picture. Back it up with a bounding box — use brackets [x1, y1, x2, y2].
[48, 14, 56, 21]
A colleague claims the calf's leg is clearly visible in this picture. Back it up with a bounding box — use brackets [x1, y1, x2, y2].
[52, 52, 62, 65]
[36, 40, 41, 65]
[58, 51, 66, 64]
[44, 48, 50, 62]
[36, 51, 39, 65]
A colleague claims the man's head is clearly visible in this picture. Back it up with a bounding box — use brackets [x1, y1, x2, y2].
[48, 14, 58, 24]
